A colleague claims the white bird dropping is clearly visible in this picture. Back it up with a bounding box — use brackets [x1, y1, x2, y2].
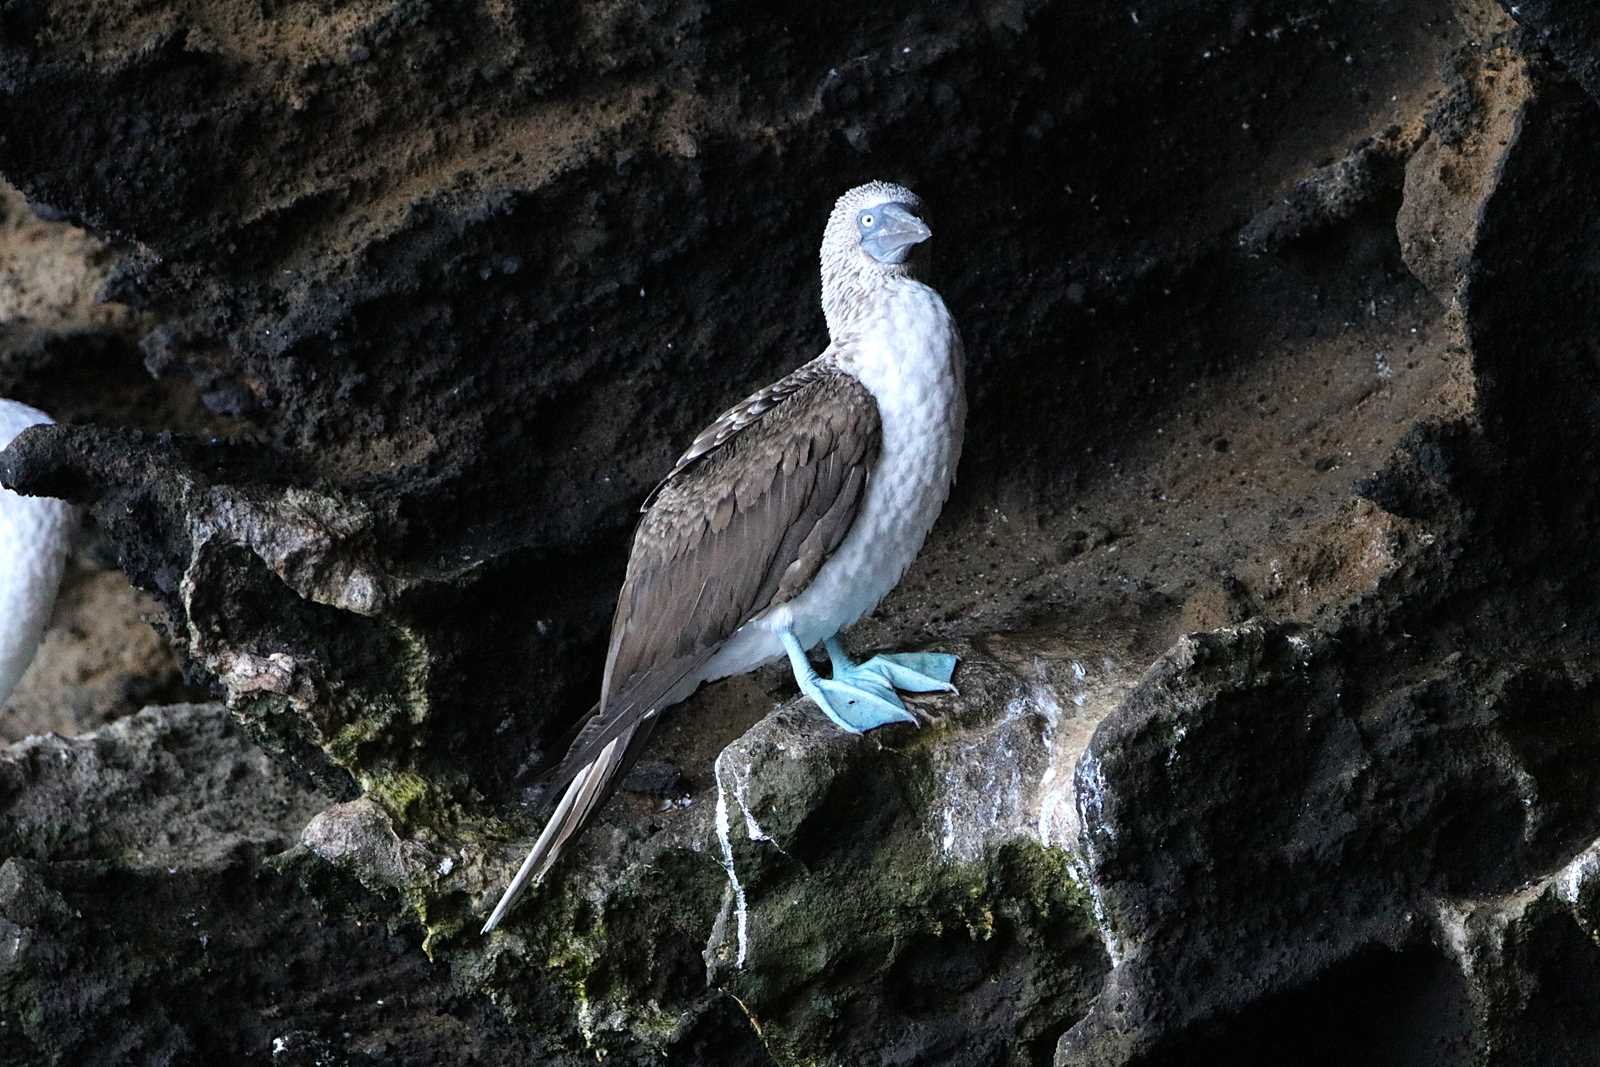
[0, 400, 76, 707]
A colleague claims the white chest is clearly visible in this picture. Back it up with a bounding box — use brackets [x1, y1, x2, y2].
[705, 283, 965, 679]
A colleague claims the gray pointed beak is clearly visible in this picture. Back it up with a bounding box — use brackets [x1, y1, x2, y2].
[862, 202, 932, 264]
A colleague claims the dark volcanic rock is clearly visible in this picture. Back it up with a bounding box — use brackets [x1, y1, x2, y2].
[1057, 25, 1600, 1064]
[1058, 621, 1600, 1065]
[1503, 0, 1600, 105]
[2, 0, 1600, 1064]
[0, 703, 679, 1066]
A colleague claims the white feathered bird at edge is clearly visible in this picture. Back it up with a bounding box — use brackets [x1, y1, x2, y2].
[0, 399, 76, 708]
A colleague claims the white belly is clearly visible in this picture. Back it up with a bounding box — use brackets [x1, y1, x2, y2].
[700, 282, 964, 682]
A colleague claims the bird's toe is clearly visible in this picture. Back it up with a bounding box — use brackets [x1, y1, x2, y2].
[856, 651, 960, 693]
[810, 676, 918, 732]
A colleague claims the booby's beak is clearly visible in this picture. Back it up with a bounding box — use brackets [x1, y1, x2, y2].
[862, 202, 932, 264]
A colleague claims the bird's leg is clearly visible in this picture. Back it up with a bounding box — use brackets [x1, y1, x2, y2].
[780, 631, 956, 733]
[823, 635, 857, 675]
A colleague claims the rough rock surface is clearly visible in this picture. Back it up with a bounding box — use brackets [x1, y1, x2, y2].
[2, 0, 1600, 1063]
[1, 557, 193, 742]
[0, 703, 579, 1064]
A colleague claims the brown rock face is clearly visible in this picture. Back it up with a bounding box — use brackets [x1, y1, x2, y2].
[3, 0, 1600, 1064]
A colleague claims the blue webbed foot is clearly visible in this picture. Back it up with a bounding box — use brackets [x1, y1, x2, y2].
[780, 632, 959, 734]
[848, 651, 959, 693]
[825, 636, 958, 695]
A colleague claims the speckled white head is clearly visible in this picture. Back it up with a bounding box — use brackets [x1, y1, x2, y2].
[820, 180, 932, 336]
[0, 400, 76, 707]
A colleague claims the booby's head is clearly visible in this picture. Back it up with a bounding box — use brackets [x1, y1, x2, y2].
[820, 180, 932, 334]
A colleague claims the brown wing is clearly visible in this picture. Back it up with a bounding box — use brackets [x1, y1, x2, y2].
[546, 355, 881, 790]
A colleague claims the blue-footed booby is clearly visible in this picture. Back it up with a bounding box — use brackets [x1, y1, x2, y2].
[482, 180, 965, 933]
[0, 400, 75, 707]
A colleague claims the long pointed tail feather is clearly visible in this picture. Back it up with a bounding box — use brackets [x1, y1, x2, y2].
[480, 754, 592, 934]
[481, 729, 632, 934]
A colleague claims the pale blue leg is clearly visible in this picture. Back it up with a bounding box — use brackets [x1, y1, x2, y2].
[779, 630, 958, 734]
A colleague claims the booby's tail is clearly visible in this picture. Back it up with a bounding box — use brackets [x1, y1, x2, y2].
[480, 721, 650, 934]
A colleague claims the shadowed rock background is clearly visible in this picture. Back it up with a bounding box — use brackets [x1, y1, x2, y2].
[2, 0, 1599, 1063]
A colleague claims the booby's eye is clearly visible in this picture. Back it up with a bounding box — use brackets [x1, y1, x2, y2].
[859, 211, 875, 229]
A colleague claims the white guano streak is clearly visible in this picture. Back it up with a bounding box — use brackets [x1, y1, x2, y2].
[712, 750, 751, 968]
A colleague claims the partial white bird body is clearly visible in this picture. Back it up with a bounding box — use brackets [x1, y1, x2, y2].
[0, 400, 75, 707]
[483, 181, 965, 933]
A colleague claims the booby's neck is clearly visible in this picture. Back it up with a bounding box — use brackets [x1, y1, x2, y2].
[820, 259, 919, 339]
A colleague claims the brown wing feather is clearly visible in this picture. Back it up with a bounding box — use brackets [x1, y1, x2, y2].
[640, 357, 849, 509]
[544, 356, 881, 791]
